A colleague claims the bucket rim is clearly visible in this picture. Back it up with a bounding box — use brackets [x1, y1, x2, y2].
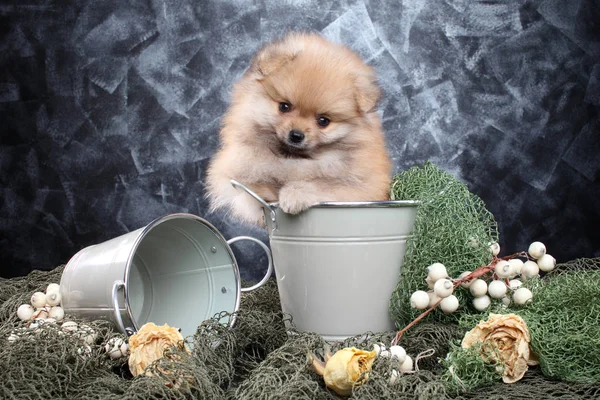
[123, 213, 242, 332]
[267, 200, 421, 209]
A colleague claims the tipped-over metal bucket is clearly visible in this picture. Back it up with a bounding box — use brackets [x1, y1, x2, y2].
[231, 180, 419, 341]
[60, 213, 272, 338]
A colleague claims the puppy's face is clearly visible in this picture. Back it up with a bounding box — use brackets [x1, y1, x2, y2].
[245, 34, 380, 158]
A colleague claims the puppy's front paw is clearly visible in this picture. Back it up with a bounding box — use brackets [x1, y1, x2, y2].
[278, 183, 319, 214]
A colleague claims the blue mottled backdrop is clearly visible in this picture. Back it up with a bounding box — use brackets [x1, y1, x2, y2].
[1, 0, 599, 280]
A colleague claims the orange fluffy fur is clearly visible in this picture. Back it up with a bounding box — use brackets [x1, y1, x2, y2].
[205, 32, 392, 225]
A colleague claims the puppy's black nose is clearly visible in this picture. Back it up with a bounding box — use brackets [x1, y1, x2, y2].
[288, 130, 305, 144]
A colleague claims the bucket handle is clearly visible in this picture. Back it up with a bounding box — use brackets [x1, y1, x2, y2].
[111, 280, 135, 336]
[227, 236, 274, 292]
[230, 179, 278, 231]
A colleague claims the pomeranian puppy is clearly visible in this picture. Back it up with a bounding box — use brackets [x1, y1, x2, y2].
[205, 32, 392, 225]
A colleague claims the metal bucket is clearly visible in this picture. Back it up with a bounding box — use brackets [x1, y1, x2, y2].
[231, 180, 419, 341]
[60, 213, 272, 338]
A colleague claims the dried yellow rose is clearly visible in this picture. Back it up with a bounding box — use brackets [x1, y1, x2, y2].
[128, 322, 189, 377]
[311, 347, 377, 396]
[462, 313, 539, 383]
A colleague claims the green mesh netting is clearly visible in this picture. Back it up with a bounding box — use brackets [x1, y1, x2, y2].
[441, 258, 600, 395]
[389, 162, 499, 327]
[2, 259, 600, 399]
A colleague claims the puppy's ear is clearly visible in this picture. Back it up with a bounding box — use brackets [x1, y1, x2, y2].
[354, 68, 381, 113]
[251, 44, 298, 79]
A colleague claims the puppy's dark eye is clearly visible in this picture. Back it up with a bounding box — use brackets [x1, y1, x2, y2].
[317, 116, 330, 127]
[279, 102, 291, 113]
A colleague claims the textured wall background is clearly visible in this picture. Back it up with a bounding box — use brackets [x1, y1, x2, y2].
[1, 0, 599, 280]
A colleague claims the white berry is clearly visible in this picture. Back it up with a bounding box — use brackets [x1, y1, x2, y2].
[528, 242, 546, 259]
[46, 292, 61, 307]
[490, 242, 500, 256]
[30, 292, 46, 308]
[494, 260, 513, 279]
[399, 355, 413, 372]
[390, 369, 399, 384]
[389, 345, 407, 364]
[469, 279, 488, 297]
[120, 342, 129, 356]
[440, 295, 459, 314]
[488, 280, 508, 299]
[48, 306, 65, 321]
[458, 271, 473, 288]
[428, 291, 441, 307]
[17, 304, 35, 321]
[61, 321, 78, 332]
[410, 290, 430, 310]
[521, 261, 539, 279]
[473, 295, 491, 311]
[508, 259, 524, 277]
[509, 279, 522, 289]
[537, 254, 556, 272]
[427, 263, 448, 282]
[513, 288, 533, 305]
[105, 337, 127, 359]
[433, 279, 454, 298]
[46, 283, 60, 294]
[373, 343, 384, 356]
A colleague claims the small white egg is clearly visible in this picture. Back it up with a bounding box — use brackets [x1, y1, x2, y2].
[440, 295, 459, 314]
[410, 290, 430, 310]
[399, 355, 413, 372]
[389, 345, 407, 364]
[428, 291, 441, 308]
[46, 292, 61, 307]
[48, 306, 65, 321]
[508, 259, 524, 277]
[46, 283, 61, 294]
[521, 261, 540, 279]
[508, 279, 522, 289]
[469, 279, 488, 297]
[494, 260, 513, 279]
[427, 263, 448, 282]
[30, 292, 47, 308]
[472, 295, 491, 311]
[537, 254, 556, 272]
[528, 242, 546, 259]
[433, 279, 454, 298]
[488, 280, 508, 299]
[458, 271, 473, 288]
[61, 321, 78, 332]
[17, 304, 35, 321]
[513, 288, 533, 305]
[490, 242, 500, 256]
[501, 296, 511, 306]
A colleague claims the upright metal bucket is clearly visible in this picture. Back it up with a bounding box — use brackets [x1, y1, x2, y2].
[60, 213, 272, 338]
[231, 180, 419, 341]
